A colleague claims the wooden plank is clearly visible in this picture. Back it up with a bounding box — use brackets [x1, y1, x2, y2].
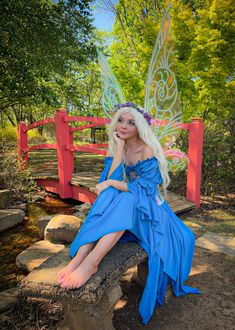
[71, 172, 196, 214]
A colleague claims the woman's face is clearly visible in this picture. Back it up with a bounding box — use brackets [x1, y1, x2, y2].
[116, 112, 138, 140]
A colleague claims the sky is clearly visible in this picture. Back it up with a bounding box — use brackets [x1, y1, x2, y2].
[92, 1, 118, 32]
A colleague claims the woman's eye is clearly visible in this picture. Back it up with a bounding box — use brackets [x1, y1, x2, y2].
[129, 121, 135, 126]
[118, 118, 123, 123]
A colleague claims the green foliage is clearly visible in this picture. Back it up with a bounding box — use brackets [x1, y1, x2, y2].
[0, 0, 97, 125]
[172, 0, 235, 122]
[201, 122, 235, 196]
[28, 128, 47, 145]
[108, 0, 167, 105]
[0, 149, 38, 203]
[0, 125, 17, 146]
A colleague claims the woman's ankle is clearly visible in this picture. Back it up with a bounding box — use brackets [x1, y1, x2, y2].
[75, 244, 95, 260]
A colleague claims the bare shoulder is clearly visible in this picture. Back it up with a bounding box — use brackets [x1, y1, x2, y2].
[106, 150, 112, 157]
[142, 144, 154, 159]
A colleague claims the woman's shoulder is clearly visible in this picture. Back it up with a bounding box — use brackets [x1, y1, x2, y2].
[141, 144, 154, 160]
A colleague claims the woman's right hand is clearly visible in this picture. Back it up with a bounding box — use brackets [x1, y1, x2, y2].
[113, 131, 125, 149]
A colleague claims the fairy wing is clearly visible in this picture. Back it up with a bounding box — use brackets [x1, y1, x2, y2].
[164, 148, 188, 173]
[144, 5, 188, 172]
[98, 52, 126, 118]
[144, 4, 182, 149]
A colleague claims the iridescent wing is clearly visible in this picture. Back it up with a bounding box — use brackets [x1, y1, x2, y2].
[164, 149, 188, 173]
[98, 52, 126, 118]
[144, 4, 182, 148]
[144, 4, 187, 171]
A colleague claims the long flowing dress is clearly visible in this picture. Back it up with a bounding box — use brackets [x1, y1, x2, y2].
[70, 156, 201, 325]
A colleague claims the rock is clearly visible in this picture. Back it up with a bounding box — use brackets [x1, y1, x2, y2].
[196, 232, 235, 257]
[73, 211, 87, 223]
[0, 189, 13, 209]
[0, 209, 25, 232]
[0, 287, 18, 312]
[38, 215, 53, 239]
[72, 203, 90, 223]
[73, 204, 83, 211]
[9, 203, 27, 211]
[44, 214, 82, 243]
[16, 240, 65, 272]
[73, 203, 91, 213]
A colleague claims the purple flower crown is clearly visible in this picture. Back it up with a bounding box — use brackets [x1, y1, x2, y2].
[114, 102, 152, 126]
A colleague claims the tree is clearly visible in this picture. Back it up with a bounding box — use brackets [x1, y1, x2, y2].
[172, 0, 235, 121]
[101, 0, 234, 123]
[0, 0, 96, 125]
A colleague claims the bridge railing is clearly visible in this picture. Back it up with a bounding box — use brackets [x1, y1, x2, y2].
[18, 108, 204, 208]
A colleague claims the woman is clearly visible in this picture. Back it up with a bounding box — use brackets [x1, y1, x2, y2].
[57, 104, 200, 325]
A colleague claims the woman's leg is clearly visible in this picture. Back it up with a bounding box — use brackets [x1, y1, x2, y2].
[56, 241, 96, 284]
[60, 230, 125, 289]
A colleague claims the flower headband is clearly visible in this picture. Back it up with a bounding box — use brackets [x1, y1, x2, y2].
[114, 102, 152, 126]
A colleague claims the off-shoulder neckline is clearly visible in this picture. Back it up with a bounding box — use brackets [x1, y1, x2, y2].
[105, 155, 157, 168]
[124, 156, 157, 168]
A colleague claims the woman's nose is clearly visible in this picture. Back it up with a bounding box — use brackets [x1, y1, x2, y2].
[121, 121, 127, 128]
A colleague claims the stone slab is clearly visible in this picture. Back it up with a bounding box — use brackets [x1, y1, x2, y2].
[19, 243, 147, 305]
[16, 240, 65, 272]
[44, 214, 81, 243]
[0, 287, 18, 312]
[0, 189, 13, 209]
[196, 232, 235, 257]
[38, 215, 53, 239]
[0, 209, 25, 232]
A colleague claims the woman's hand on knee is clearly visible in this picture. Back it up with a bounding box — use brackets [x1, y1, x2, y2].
[95, 180, 110, 195]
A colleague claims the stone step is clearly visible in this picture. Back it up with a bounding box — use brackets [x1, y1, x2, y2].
[44, 214, 82, 243]
[0, 209, 25, 232]
[196, 232, 235, 257]
[16, 240, 65, 272]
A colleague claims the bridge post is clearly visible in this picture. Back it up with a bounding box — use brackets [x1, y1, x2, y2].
[186, 118, 204, 208]
[55, 109, 73, 199]
[18, 122, 28, 169]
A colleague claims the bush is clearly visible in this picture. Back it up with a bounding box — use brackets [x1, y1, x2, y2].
[0, 125, 17, 149]
[0, 148, 38, 203]
[169, 121, 235, 197]
[28, 128, 47, 145]
[201, 123, 235, 196]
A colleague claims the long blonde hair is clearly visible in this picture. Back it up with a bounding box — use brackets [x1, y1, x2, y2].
[107, 107, 170, 189]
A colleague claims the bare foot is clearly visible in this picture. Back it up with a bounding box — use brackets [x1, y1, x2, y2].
[57, 253, 87, 284]
[60, 257, 98, 290]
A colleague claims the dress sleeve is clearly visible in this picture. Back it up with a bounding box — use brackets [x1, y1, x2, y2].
[98, 156, 123, 183]
[127, 158, 163, 218]
[127, 158, 163, 198]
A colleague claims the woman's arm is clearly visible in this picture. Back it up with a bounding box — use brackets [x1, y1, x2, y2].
[95, 179, 128, 195]
[108, 179, 128, 191]
[107, 132, 125, 178]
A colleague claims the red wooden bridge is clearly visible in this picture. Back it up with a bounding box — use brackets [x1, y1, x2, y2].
[18, 109, 204, 213]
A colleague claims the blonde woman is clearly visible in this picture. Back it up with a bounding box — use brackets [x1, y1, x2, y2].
[57, 104, 200, 325]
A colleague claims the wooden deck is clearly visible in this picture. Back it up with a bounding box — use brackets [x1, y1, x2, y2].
[28, 149, 196, 214]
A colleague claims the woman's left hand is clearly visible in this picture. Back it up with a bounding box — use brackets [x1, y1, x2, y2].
[95, 180, 110, 195]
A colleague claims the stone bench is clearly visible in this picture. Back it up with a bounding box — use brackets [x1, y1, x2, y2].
[18, 242, 148, 330]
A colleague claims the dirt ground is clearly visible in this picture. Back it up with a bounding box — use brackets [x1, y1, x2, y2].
[0, 194, 234, 329]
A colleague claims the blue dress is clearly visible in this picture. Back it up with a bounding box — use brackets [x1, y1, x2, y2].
[70, 156, 200, 325]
